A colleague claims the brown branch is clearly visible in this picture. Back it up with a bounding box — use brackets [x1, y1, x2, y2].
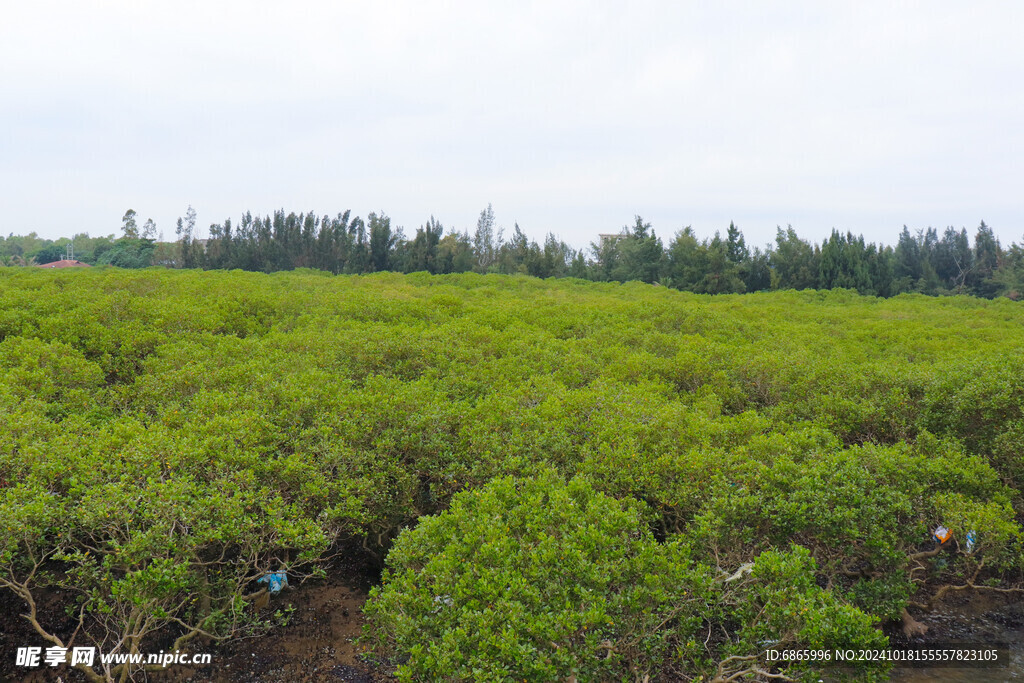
[711, 655, 797, 683]
[907, 545, 944, 562]
[921, 579, 1024, 611]
[1, 576, 64, 649]
[2, 577, 106, 683]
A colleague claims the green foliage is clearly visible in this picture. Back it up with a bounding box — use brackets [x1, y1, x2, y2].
[7, 209, 1024, 300]
[363, 475, 887, 682]
[33, 244, 66, 265]
[688, 434, 1018, 619]
[724, 546, 889, 681]
[96, 237, 156, 268]
[363, 474, 696, 681]
[3, 268, 1024, 681]
[1, 231, 117, 266]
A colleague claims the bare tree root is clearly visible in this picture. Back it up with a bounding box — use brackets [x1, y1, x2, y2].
[710, 654, 796, 683]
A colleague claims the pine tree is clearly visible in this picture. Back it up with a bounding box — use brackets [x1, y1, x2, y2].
[368, 212, 396, 272]
[726, 221, 748, 264]
[472, 204, 497, 273]
[770, 227, 818, 290]
[969, 221, 1002, 298]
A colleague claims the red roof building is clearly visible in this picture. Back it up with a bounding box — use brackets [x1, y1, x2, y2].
[36, 259, 92, 268]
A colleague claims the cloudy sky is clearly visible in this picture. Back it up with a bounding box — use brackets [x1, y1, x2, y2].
[2, 1, 1021, 249]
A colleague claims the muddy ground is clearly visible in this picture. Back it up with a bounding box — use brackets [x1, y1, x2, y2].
[891, 590, 1024, 644]
[4, 570, 1023, 682]
[887, 592, 1024, 682]
[171, 575, 387, 683]
[0, 553, 389, 683]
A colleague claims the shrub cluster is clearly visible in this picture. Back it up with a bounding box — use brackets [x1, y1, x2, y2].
[2, 267, 1023, 680]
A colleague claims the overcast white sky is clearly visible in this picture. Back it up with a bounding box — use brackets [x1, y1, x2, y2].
[2, 1, 1021, 249]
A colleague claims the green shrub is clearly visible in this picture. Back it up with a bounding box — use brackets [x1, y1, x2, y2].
[688, 434, 1021, 619]
[363, 473, 708, 681]
[363, 474, 887, 682]
[5, 268, 1024, 681]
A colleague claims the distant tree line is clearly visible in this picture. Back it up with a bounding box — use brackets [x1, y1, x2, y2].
[4, 204, 1024, 299]
[0, 210, 161, 269]
[166, 204, 588, 280]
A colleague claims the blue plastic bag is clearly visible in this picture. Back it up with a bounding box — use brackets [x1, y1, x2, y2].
[258, 571, 288, 595]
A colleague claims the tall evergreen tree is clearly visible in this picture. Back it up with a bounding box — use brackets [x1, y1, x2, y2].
[740, 246, 772, 292]
[667, 227, 707, 291]
[472, 204, 498, 273]
[933, 227, 973, 293]
[770, 227, 818, 290]
[497, 223, 531, 275]
[368, 212, 396, 272]
[726, 221, 748, 264]
[893, 226, 922, 289]
[616, 216, 665, 283]
[819, 231, 874, 294]
[697, 232, 744, 294]
[347, 217, 370, 274]
[969, 221, 1002, 298]
[993, 241, 1024, 300]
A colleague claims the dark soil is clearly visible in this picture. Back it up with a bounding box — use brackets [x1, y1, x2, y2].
[170, 580, 386, 683]
[9, 559, 1022, 683]
[0, 553, 390, 683]
[890, 591, 1024, 645]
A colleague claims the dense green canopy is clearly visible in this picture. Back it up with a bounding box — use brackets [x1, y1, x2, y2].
[4, 208, 1024, 300]
[2, 268, 1023, 681]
